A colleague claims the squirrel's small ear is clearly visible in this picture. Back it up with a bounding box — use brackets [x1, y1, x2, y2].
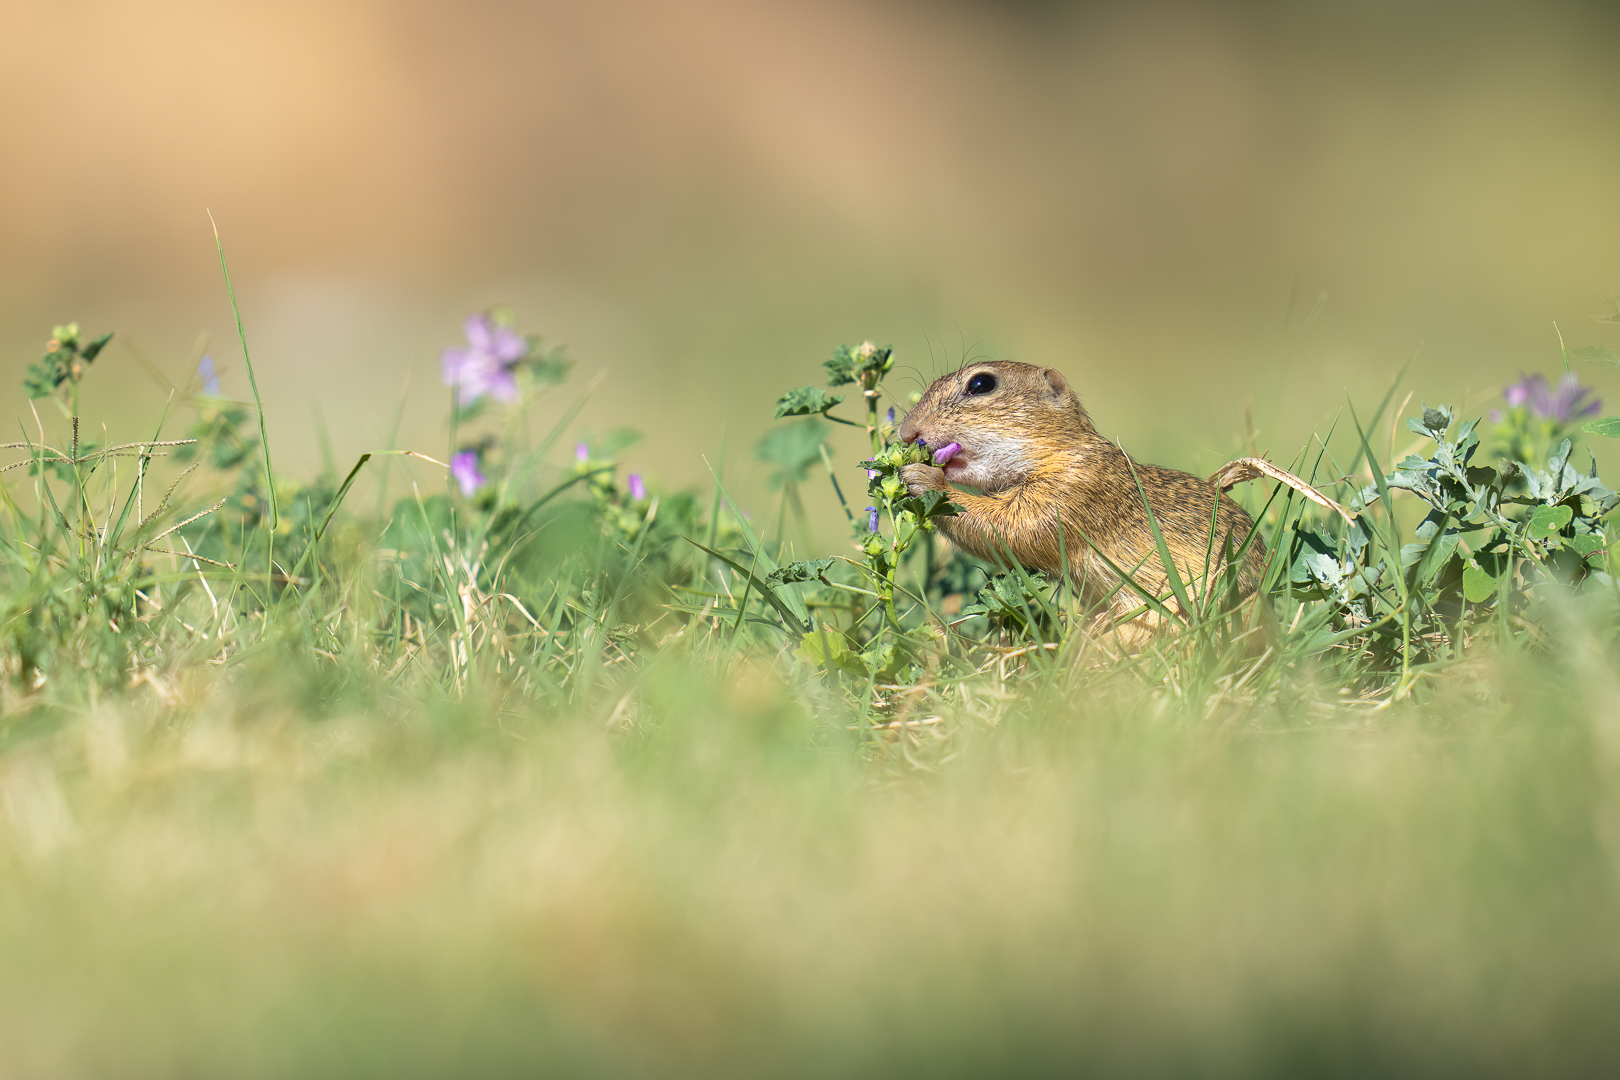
[1041, 368, 1070, 401]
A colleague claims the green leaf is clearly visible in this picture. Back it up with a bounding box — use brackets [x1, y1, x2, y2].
[1402, 523, 1459, 589]
[524, 343, 571, 388]
[23, 356, 61, 399]
[773, 386, 846, 419]
[79, 331, 114, 363]
[823, 344, 859, 386]
[1406, 405, 1452, 440]
[1569, 534, 1609, 563]
[822, 342, 893, 387]
[1461, 563, 1498, 603]
[797, 626, 868, 677]
[895, 488, 960, 521]
[1528, 503, 1574, 539]
[755, 419, 829, 488]
[766, 558, 835, 586]
[1582, 416, 1620, 438]
[1571, 344, 1620, 369]
[960, 571, 1057, 630]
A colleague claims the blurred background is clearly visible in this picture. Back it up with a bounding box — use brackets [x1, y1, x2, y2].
[4, 0, 1620, 519]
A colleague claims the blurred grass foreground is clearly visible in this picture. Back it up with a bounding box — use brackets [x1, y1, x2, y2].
[8, 654, 1620, 1078]
[1, 297, 1619, 1077]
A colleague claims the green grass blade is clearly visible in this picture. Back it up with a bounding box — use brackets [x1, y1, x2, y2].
[684, 537, 809, 637]
[283, 453, 374, 589]
[208, 212, 279, 532]
[1344, 357, 1410, 480]
[107, 395, 179, 549]
[1124, 456, 1193, 617]
[1074, 539, 1183, 626]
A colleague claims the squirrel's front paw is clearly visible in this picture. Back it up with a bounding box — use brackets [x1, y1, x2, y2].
[900, 463, 948, 496]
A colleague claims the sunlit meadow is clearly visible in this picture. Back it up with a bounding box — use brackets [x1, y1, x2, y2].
[1, 255, 1619, 1075]
[9, 2, 1620, 1075]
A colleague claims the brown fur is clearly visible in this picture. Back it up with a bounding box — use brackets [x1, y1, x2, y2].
[897, 361, 1265, 648]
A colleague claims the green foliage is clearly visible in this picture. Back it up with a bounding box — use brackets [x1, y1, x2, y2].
[175, 400, 260, 471]
[745, 343, 986, 697]
[822, 340, 893, 388]
[772, 386, 845, 419]
[960, 570, 1061, 639]
[766, 557, 835, 586]
[1, 301, 1613, 730]
[24, 323, 112, 402]
[1288, 402, 1616, 676]
[755, 419, 828, 489]
[1571, 343, 1620, 368]
[3, 302, 1620, 1075]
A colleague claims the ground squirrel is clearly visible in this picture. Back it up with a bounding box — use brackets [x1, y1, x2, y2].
[897, 361, 1266, 646]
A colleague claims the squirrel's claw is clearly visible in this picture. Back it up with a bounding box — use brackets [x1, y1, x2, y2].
[900, 463, 949, 496]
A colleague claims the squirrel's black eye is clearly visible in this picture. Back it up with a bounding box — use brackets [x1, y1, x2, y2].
[965, 372, 997, 396]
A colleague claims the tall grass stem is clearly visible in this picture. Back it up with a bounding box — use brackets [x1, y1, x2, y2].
[208, 211, 279, 533]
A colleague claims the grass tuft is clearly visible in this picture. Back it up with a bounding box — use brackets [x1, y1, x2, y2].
[0, 303, 1617, 1074]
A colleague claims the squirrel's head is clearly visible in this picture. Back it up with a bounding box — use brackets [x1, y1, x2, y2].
[897, 361, 1093, 492]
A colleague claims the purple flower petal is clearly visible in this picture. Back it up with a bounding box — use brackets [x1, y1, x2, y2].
[463, 313, 494, 354]
[450, 449, 486, 496]
[1504, 376, 1533, 409]
[575, 442, 589, 462]
[440, 346, 475, 383]
[442, 313, 529, 404]
[484, 366, 520, 403]
[866, 506, 880, 532]
[443, 349, 507, 405]
[196, 355, 220, 396]
[1552, 373, 1601, 422]
[1528, 377, 1554, 419]
[441, 349, 480, 403]
[1502, 372, 1602, 423]
[933, 441, 962, 465]
[490, 324, 526, 363]
[627, 473, 646, 500]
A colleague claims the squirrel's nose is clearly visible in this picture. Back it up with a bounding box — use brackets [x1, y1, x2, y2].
[896, 418, 921, 444]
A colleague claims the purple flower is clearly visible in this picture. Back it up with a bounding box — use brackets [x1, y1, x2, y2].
[1502, 373, 1601, 423]
[450, 449, 486, 496]
[866, 468, 878, 480]
[885, 407, 896, 425]
[1551, 373, 1601, 422]
[933, 441, 962, 465]
[575, 442, 589, 463]
[866, 506, 879, 532]
[627, 473, 646, 500]
[196, 355, 220, 396]
[441, 313, 527, 405]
